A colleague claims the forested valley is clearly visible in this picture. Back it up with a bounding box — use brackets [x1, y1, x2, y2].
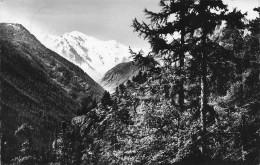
[1, 0, 260, 164]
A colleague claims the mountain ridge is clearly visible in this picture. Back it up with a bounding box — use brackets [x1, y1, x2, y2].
[101, 61, 140, 92]
[39, 31, 133, 82]
[0, 23, 104, 162]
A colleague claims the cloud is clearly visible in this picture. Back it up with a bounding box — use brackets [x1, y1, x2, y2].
[0, 0, 7, 5]
[2, 0, 257, 51]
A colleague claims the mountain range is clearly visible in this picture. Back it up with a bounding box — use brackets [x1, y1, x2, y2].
[39, 32, 133, 82]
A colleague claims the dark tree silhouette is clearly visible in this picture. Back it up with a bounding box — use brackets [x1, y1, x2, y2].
[101, 91, 113, 107]
[77, 96, 97, 115]
[132, 0, 195, 111]
[189, 0, 245, 132]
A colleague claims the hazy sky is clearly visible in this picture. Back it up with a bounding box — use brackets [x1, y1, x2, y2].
[1, 0, 259, 50]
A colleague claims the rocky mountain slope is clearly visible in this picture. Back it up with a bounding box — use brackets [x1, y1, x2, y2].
[0, 23, 104, 162]
[39, 32, 132, 82]
[101, 61, 140, 92]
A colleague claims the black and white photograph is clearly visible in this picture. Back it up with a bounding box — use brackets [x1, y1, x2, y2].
[0, 0, 259, 164]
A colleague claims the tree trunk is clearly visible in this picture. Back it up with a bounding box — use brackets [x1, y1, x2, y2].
[0, 120, 2, 165]
[258, 130, 260, 165]
[199, 50, 208, 156]
[241, 115, 246, 161]
[179, 28, 185, 111]
[200, 37, 207, 132]
[240, 60, 246, 161]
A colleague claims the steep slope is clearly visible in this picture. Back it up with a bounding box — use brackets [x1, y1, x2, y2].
[101, 61, 140, 92]
[40, 32, 132, 82]
[0, 23, 104, 163]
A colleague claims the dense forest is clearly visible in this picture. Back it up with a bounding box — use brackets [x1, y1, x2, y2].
[1, 0, 260, 164]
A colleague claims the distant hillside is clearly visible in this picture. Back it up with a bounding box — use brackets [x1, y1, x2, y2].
[40, 32, 132, 82]
[0, 23, 104, 162]
[101, 61, 140, 92]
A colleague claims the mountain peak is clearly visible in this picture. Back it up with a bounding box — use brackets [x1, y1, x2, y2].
[40, 31, 132, 83]
[68, 31, 86, 37]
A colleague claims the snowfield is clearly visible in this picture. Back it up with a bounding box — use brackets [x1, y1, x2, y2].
[39, 31, 132, 82]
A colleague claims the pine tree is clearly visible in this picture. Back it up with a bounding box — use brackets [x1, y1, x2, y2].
[101, 91, 113, 107]
[132, 0, 195, 111]
[132, 0, 248, 161]
[188, 0, 226, 133]
[118, 84, 126, 95]
[187, 1, 246, 135]
[115, 86, 119, 97]
[112, 98, 119, 150]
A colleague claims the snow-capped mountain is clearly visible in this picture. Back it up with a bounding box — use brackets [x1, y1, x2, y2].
[39, 31, 132, 82]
